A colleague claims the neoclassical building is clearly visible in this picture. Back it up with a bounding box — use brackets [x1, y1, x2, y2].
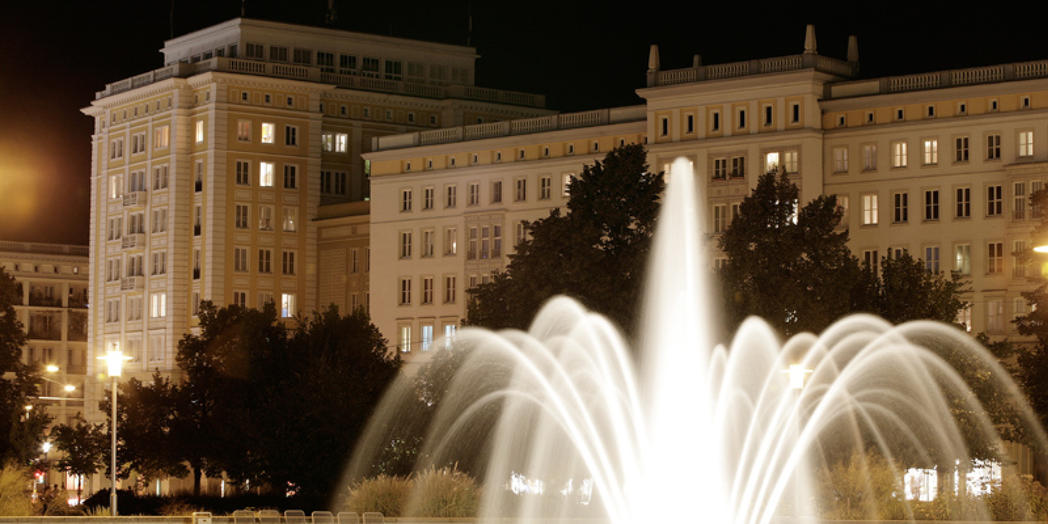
[81, 18, 549, 428]
[364, 27, 1048, 356]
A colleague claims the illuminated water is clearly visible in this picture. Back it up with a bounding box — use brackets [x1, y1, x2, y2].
[346, 159, 1046, 523]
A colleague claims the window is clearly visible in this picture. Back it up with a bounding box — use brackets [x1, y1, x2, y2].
[151, 207, 167, 233]
[783, 151, 798, 173]
[401, 189, 413, 212]
[150, 251, 166, 275]
[422, 229, 434, 257]
[281, 293, 296, 318]
[540, 176, 552, 200]
[235, 160, 250, 185]
[195, 120, 204, 143]
[260, 123, 275, 144]
[892, 193, 908, 223]
[1023, 95, 1032, 109]
[467, 227, 477, 260]
[270, 46, 288, 62]
[955, 244, 971, 275]
[763, 105, 773, 127]
[399, 278, 411, 305]
[258, 205, 273, 231]
[863, 250, 879, 274]
[233, 291, 247, 308]
[892, 141, 908, 167]
[154, 125, 170, 148]
[493, 225, 502, 257]
[258, 292, 274, 308]
[335, 133, 348, 153]
[193, 206, 201, 236]
[925, 246, 940, 273]
[110, 137, 124, 159]
[235, 205, 249, 229]
[515, 178, 527, 201]
[730, 156, 745, 178]
[444, 275, 456, 304]
[1014, 297, 1028, 320]
[1019, 130, 1034, 157]
[987, 185, 1003, 216]
[562, 174, 573, 198]
[987, 134, 1001, 160]
[152, 165, 169, 190]
[924, 190, 939, 221]
[192, 248, 201, 279]
[283, 164, 297, 189]
[713, 204, 727, 233]
[282, 207, 297, 232]
[895, 108, 905, 120]
[445, 227, 457, 256]
[660, 117, 669, 136]
[923, 139, 938, 165]
[987, 242, 1004, 274]
[398, 325, 411, 353]
[955, 136, 969, 162]
[863, 194, 878, 225]
[131, 132, 146, 154]
[956, 187, 971, 218]
[833, 147, 848, 172]
[987, 299, 1004, 332]
[322, 133, 334, 152]
[281, 250, 295, 275]
[259, 162, 274, 187]
[862, 144, 877, 170]
[422, 277, 434, 304]
[1014, 240, 1028, 278]
[1015, 182, 1027, 220]
[234, 247, 248, 272]
[492, 180, 503, 203]
[420, 324, 434, 352]
[737, 108, 746, 129]
[400, 231, 412, 259]
[150, 293, 166, 318]
[445, 185, 457, 208]
[711, 110, 720, 131]
[791, 103, 800, 123]
[686, 114, 695, 133]
[193, 161, 204, 192]
[713, 158, 728, 179]
[258, 248, 272, 273]
[468, 183, 481, 205]
[285, 125, 297, 146]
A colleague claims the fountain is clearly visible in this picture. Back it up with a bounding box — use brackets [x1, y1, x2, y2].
[344, 159, 1048, 523]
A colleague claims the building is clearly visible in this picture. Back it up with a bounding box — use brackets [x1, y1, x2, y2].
[0, 242, 89, 419]
[363, 26, 1048, 356]
[81, 18, 549, 432]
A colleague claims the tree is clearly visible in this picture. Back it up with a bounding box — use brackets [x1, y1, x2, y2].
[719, 171, 968, 336]
[49, 414, 107, 502]
[1011, 188, 1048, 448]
[104, 373, 187, 486]
[719, 171, 864, 335]
[0, 268, 49, 464]
[467, 144, 664, 336]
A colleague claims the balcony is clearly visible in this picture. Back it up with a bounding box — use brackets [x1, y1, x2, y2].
[27, 319, 61, 341]
[68, 289, 88, 309]
[68, 312, 87, 342]
[121, 233, 145, 249]
[27, 292, 61, 308]
[123, 191, 147, 208]
[120, 276, 143, 291]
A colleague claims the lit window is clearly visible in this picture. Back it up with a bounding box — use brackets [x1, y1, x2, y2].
[862, 144, 877, 170]
[154, 125, 170, 148]
[955, 244, 971, 275]
[421, 324, 434, 351]
[764, 152, 780, 173]
[444, 227, 457, 256]
[195, 120, 204, 143]
[281, 293, 296, 317]
[259, 162, 274, 187]
[398, 325, 411, 352]
[261, 123, 275, 144]
[863, 193, 878, 225]
[892, 141, 908, 167]
[237, 120, 251, 142]
[923, 138, 938, 165]
[783, 151, 798, 173]
[258, 205, 273, 231]
[150, 292, 166, 318]
[335, 133, 348, 153]
[322, 133, 334, 152]
[1019, 131, 1034, 157]
[282, 207, 297, 232]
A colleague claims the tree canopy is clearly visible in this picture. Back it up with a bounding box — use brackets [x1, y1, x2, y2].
[466, 144, 663, 336]
[719, 171, 968, 336]
[0, 268, 49, 465]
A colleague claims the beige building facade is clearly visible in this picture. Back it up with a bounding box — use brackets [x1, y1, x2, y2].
[365, 29, 1048, 357]
[82, 18, 549, 430]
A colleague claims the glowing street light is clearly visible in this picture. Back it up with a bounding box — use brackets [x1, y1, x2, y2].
[41, 441, 51, 454]
[98, 349, 131, 516]
[63, 384, 76, 393]
[44, 364, 59, 373]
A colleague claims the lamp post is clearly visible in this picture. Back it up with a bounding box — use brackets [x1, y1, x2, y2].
[98, 350, 130, 516]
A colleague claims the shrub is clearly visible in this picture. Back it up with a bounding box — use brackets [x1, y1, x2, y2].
[0, 464, 32, 516]
[409, 466, 479, 517]
[345, 474, 412, 516]
[815, 450, 905, 520]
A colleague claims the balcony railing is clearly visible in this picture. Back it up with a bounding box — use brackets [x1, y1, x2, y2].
[120, 276, 143, 291]
[121, 233, 144, 249]
[123, 191, 147, 207]
[27, 293, 61, 307]
[27, 326, 61, 341]
[96, 57, 546, 108]
[650, 54, 856, 87]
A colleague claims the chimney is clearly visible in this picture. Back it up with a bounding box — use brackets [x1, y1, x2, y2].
[692, 54, 702, 68]
[803, 24, 817, 55]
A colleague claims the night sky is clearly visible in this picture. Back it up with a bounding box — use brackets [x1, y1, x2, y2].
[0, 1, 1042, 245]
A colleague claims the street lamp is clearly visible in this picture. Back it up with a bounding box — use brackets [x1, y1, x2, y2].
[98, 349, 130, 516]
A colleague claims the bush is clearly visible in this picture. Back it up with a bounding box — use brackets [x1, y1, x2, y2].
[345, 466, 479, 517]
[816, 450, 905, 520]
[345, 474, 412, 516]
[0, 464, 32, 516]
[409, 466, 479, 517]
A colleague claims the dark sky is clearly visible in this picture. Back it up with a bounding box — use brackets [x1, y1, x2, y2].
[0, 1, 1041, 245]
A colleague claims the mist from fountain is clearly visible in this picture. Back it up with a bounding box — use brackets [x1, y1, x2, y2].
[344, 159, 1047, 524]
